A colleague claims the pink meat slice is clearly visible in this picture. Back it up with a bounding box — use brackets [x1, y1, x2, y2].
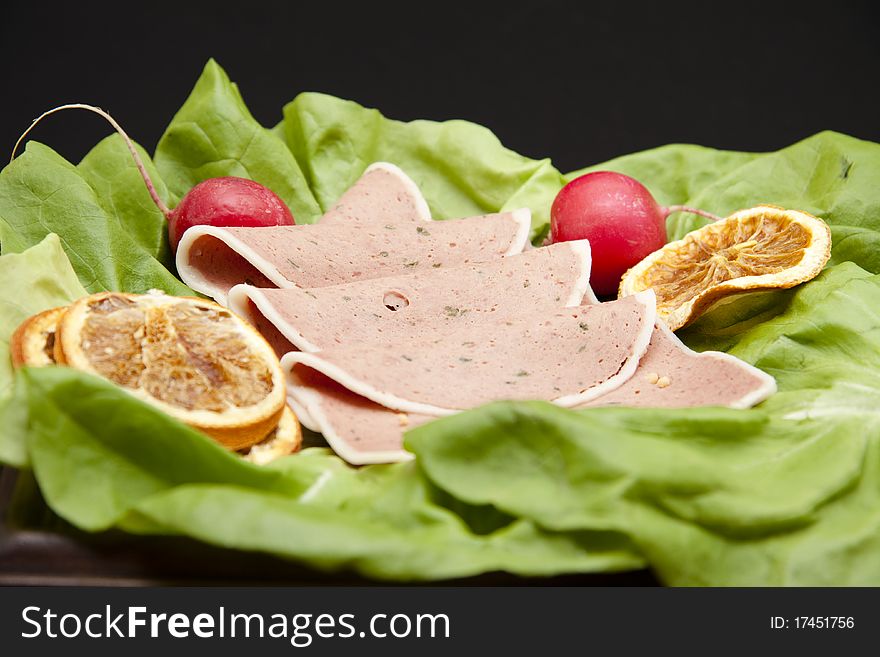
[291, 320, 775, 465]
[175, 161, 530, 305]
[177, 209, 530, 305]
[282, 292, 657, 416]
[228, 240, 596, 355]
[288, 367, 433, 464]
[580, 322, 776, 409]
[317, 162, 432, 225]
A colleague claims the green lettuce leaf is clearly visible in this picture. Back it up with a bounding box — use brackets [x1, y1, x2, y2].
[567, 143, 759, 211]
[0, 142, 191, 295]
[20, 366, 642, 580]
[0, 235, 87, 467]
[78, 135, 175, 267]
[278, 92, 566, 239]
[732, 263, 880, 421]
[154, 59, 322, 224]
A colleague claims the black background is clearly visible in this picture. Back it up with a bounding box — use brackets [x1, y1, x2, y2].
[1, 1, 878, 173]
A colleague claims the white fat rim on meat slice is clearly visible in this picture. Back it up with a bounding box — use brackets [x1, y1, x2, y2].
[552, 289, 657, 407]
[363, 162, 433, 223]
[651, 321, 777, 408]
[285, 392, 319, 432]
[281, 289, 658, 416]
[176, 225, 298, 306]
[563, 240, 598, 306]
[178, 206, 530, 306]
[238, 237, 590, 348]
[230, 238, 593, 352]
[287, 377, 414, 465]
[506, 208, 533, 255]
[228, 284, 323, 354]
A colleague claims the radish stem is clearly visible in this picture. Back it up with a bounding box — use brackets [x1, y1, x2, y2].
[663, 205, 723, 222]
[10, 103, 172, 219]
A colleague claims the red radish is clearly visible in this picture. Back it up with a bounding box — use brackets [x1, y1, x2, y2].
[10, 104, 295, 251]
[549, 171, 721, 296]
[167, 177, 294, 248]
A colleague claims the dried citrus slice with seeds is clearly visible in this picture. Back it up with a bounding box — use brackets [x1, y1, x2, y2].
[10, 306, 66, 367]
[619, 205, 831, 330]
[55, 291, 286, 450]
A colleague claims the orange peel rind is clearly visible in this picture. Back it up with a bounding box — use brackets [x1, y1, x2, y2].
[242, 405, 302, 464]
[10, 306, 66, 368]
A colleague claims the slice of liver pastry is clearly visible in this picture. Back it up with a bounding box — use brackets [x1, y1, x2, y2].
[228, 240, 596, 354]
[288, 309, 775, 465]
[317, 162, 432, 225]
[579, 321, 776, 409]
[288, 367, 433, 464]
[176, 162, 531, 305]
[282, 291, 657, 416]
[177, 208, 531, 305]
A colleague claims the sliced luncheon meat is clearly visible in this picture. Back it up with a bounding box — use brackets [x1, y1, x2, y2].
[288, 367, 432, 464]
[317, 162, 432, 225]
[282, 291, 657, 416]
[177, 208, 531, 305]
[195, 160, 777, 465]
[288, 320, 777, 465]
[176, 161, 529, 305]
[228, 240, 597, 355]
[580, 322, 776, 409]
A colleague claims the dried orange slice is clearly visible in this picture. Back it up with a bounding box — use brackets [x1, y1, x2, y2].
[242, 405, 302, 464]
[10, 306, 66, 367]
[619, 205, 831, 330]
[55, 291, 286, 450]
